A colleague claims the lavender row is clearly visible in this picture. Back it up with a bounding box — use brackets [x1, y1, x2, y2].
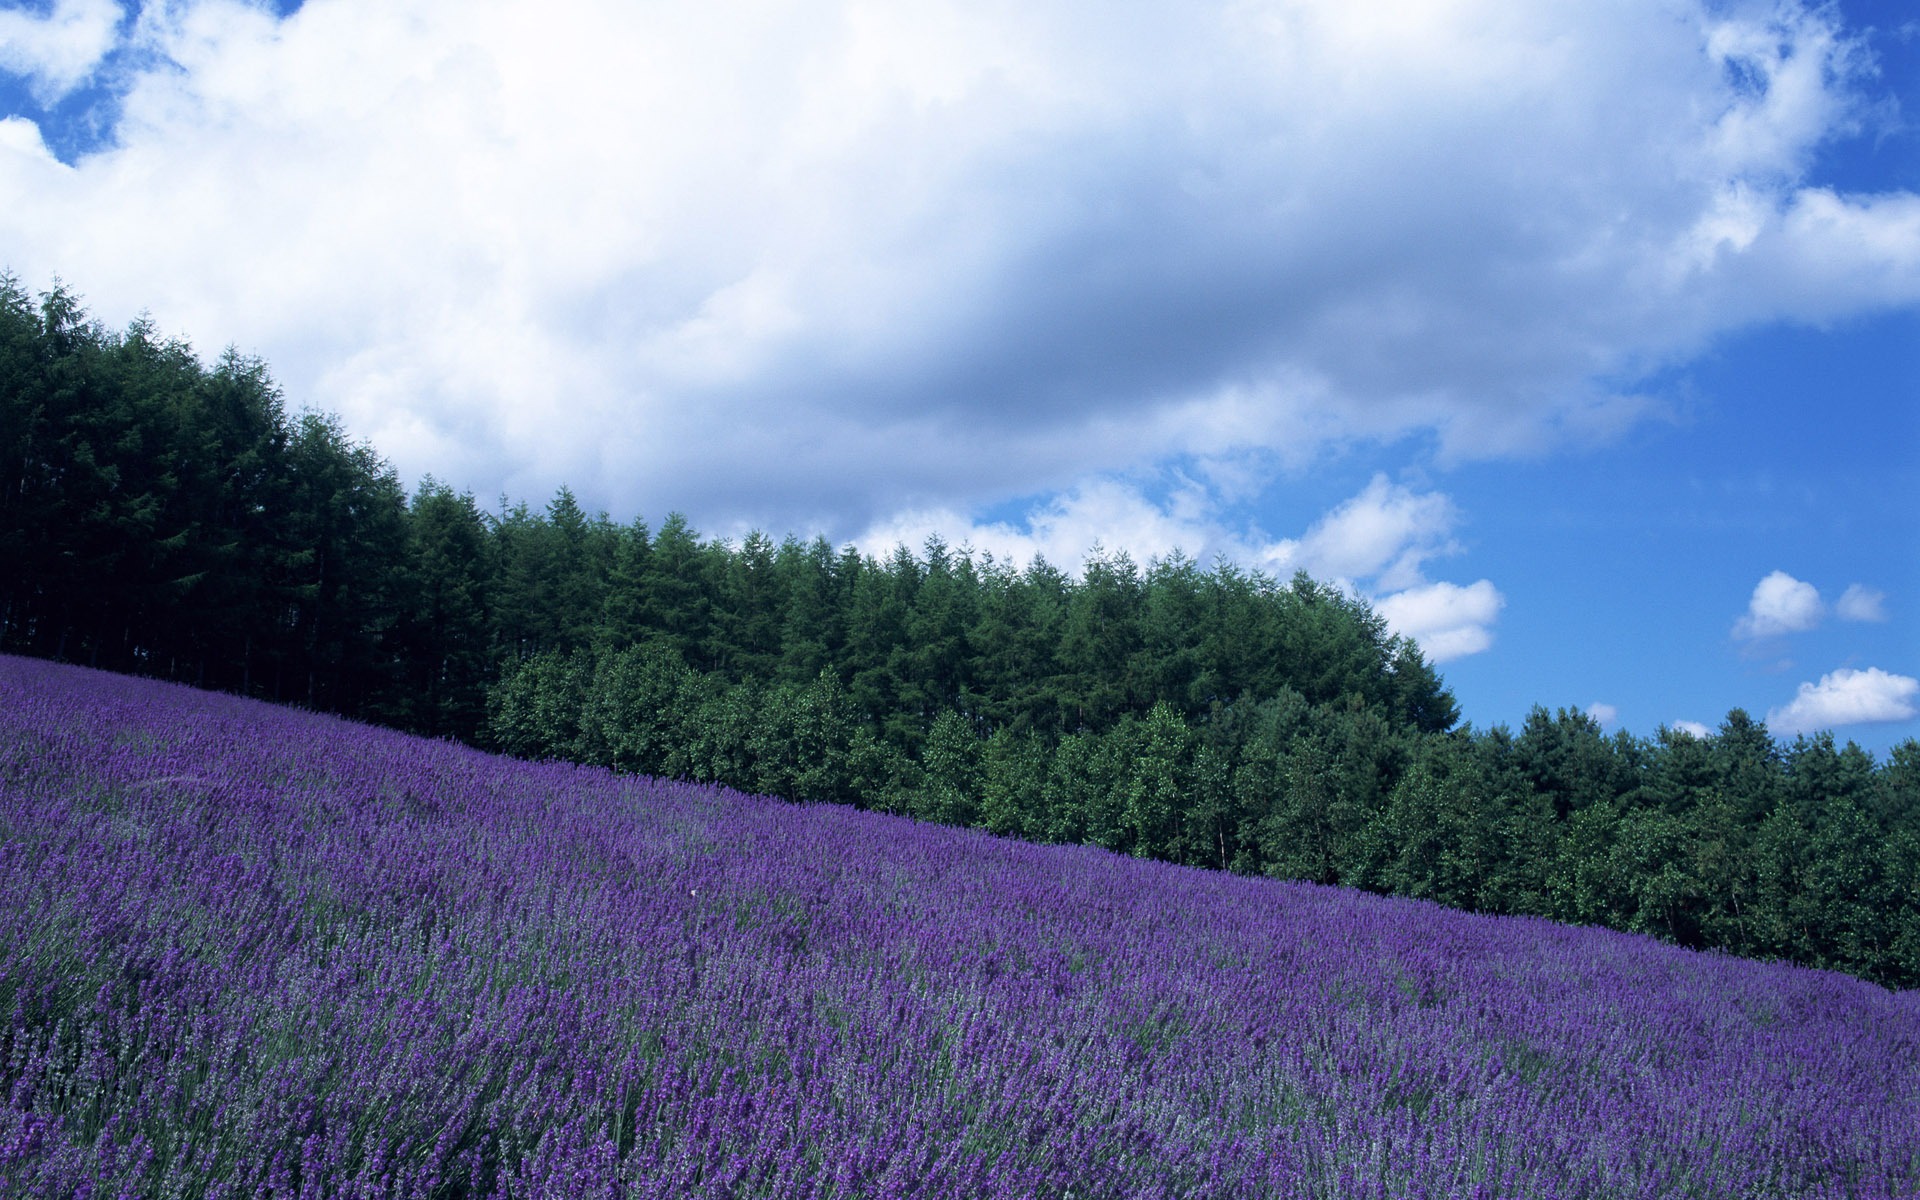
[2, 655, 1916, 1198]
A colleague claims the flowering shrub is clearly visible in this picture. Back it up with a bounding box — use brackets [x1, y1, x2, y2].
[2, 655, 1915, 1198]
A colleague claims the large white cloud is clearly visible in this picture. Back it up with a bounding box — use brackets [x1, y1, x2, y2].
[0, 0, 120, 102]
[1766, 667, 1920, 736]
[0, 0, 1914, 535]
[1732, 570, 1825, 639]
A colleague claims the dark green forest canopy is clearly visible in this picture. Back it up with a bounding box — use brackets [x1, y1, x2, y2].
[4, 275, 1916, 989]
[0, 274, 1454, 740]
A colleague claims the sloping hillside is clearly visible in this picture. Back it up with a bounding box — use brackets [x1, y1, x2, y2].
[2, 655, 1915, 1198]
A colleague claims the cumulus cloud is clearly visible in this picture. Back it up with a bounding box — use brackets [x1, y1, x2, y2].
[0, 0, 120, 102]
[1836, 584, 1888, 623]
[0, 0, 1914, 535]
[1372, 581, 1505, 664]
[1585, 702, 1619, 727]
[856, 478, 1237, 571]
[1263, 476, 1459, 593]
[1766, 667, 1920, 736]
[0, 115, 58, 160]
[861, 472, 1504, 663]
[1670, 720, 1716, 739]
[1732, 570, 1824, 639]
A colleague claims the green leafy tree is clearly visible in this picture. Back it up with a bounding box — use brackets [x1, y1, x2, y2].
[843, 550, 914, 741]
[1514, 706, 1638, 819]
[183, 348, 299, 694]
[751, 670, 858, 804]
[1120, 701, 1192, 859]
[979, 726, 1050, 839]
[574, 643, 693, 776]
[1139, 552, 1206, 712]
[487, 651, 591, 760]
[682, 675, 760, 786]
[1364, 735, 1509, 910]
[1872, 739, 1920, 839]
[969, 554, 1070, 735]
[1182, 741, 1238, 871]
[919, 708, 982, 826]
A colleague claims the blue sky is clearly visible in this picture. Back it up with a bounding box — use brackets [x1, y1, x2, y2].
[2, 0, 1916, 752]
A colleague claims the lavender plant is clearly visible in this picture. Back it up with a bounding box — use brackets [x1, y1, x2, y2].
[2, 655, 1915, 1198]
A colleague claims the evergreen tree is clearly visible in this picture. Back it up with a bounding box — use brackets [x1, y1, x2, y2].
[1058, 547, 1144, 730]
[599, 517, 653, 649]
[404, 479, 494, 737]
[775, 535, 842, 684]
[640, 513, 713, 666]
[281, 411, 412, 715]
[709, 529, 783, 679]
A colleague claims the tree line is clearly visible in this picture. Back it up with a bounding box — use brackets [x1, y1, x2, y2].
[494, 647, 1920, 988]
[4, 275, 1916, 987]
[0, 276, 1451, 743]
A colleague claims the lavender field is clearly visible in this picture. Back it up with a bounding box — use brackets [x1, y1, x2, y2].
[1, 656, 1916, 1198]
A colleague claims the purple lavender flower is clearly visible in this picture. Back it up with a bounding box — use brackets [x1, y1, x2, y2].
[1, 655, 1914, 1198]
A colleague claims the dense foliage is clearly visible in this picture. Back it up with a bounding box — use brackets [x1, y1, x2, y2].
[0, 275, 1448, 735]
[3, 657, 1916, 1198]
[4, 275, 1917, 988]
[497, 646, 1920, 988]
[0, 277, 414, 718]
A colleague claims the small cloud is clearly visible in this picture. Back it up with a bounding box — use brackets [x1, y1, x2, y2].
[858, 472, 1504, 662]
[1585, 702, 1619, 727]
[854, 476, 1258, 572]
[1373, 579, 1505, 664]
[0, 116, 60, 163]
[1836, 584, 1887, 623]
[1732, 570, 1823, 639]
[1766, 667, 1920, 736]
[1270, 475, 1461, 593]
[1671, 720, 1716, 739]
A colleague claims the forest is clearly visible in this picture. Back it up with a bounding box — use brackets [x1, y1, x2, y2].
[4, 274, 1916, 988]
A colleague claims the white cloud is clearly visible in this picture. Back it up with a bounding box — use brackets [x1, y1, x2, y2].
[0, 0, 1913, 535]
[1732, 570, 1824, 639]
[0, 0, 120, 102]
[1263, 476, 1459, 592]
[1372, 580, 1504, 664]
[860, 472, 1505, 662]
[1836, 584, 1888, 623]
[0, 116, 59, 161]
[1585, 702, 1619, 727]
[1766, 667, 1920, 735]
[856, 478, 1241, 571]
[1670, 720, 1715, 739]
